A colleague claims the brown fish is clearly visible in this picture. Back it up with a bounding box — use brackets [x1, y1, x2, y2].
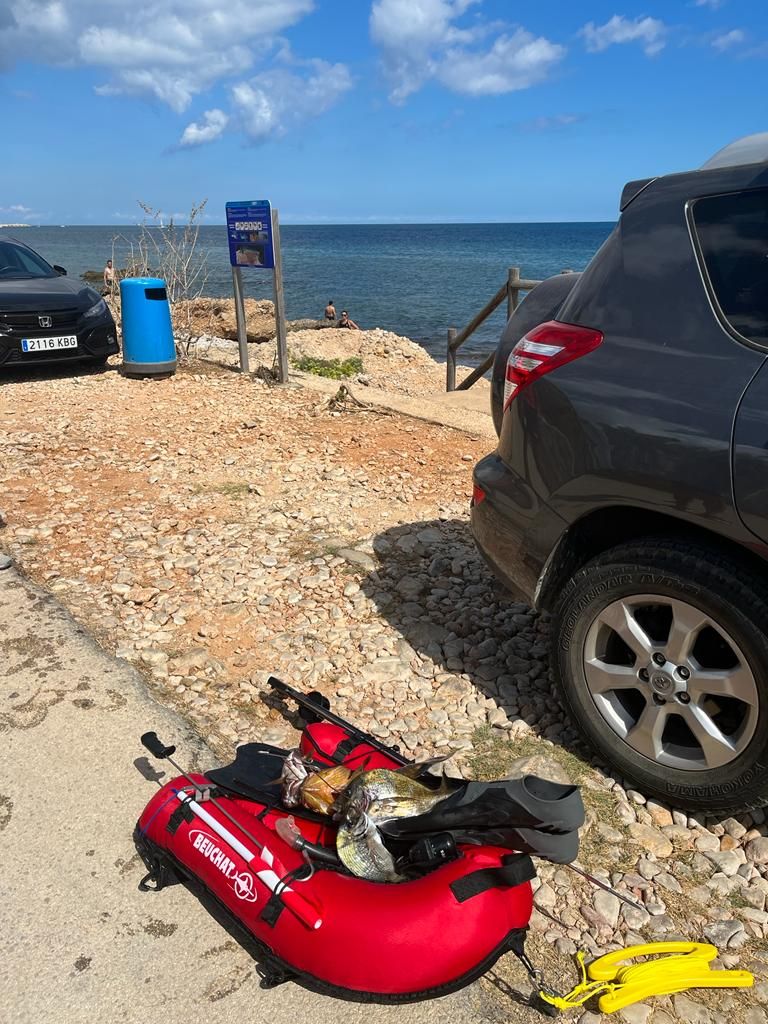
[298, 764, 352, 815]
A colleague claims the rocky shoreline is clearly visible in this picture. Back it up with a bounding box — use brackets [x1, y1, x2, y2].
[0, 362, 766, 1023]
[103, 293, 487, 399]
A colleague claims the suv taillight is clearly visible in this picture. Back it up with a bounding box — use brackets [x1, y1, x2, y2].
[503, 320, 603, 411]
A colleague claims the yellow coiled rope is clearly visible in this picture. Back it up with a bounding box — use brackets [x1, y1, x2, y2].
[539, 943, 753, 1014]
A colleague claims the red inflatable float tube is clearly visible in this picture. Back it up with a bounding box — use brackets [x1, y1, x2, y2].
[299, 721, 400, 771]
[135, 724, 536, 1001]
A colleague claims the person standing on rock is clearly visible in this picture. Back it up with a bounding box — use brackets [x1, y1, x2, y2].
[324, 299, 336, 321]
[103, 259, 115, 295]
[338, 310, 360, 329]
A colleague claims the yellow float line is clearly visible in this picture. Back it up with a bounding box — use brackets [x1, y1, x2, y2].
[539, 942, 753, 1014]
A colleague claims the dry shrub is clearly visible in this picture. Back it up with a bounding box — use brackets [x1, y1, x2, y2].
[110, 199, 210, 359]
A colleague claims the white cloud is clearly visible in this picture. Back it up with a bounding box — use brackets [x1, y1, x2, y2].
[580, 15, 667, 57]
[0, 203, 41, 222]
[695, 0, 724, 9]
[711, 28, 745, 51]
[0, 1, 352, 144]
[370, 0, 564, 102]
[229, 61, 353, 143]
[179, 108, 229, 147]
[0, 1, 314, 109]
[439, 30, 564, 96]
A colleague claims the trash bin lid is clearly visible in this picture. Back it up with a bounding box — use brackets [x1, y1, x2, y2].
[120, 276, 166, 290]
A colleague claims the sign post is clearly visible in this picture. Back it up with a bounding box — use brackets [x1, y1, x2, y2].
[225, 200, 288, 381]
[270, 207, 289, 385]
[231, 263, 249, 373]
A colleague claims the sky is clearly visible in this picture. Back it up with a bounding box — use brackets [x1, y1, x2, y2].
[0, 0, 765, 224]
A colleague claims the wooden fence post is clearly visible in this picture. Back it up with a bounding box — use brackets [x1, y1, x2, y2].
[507, 267, 521, 320]
[446, 327, 457, 392]
[446, 265, 545, 391]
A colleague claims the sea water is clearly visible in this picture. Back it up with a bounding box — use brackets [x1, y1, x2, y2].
[18, 222, 614, 362]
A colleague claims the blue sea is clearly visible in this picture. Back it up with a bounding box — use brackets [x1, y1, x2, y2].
[15, 223, 614, 361]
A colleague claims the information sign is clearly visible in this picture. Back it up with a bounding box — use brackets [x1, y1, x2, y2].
[225, 200, 274, 270]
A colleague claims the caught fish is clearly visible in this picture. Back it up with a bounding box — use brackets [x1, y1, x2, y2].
[334, 766, 455, 881]
[334, 767, 453, 826]
[299, 764, 352, 815]
[280, 750, 308, 807]
[336, 810, 402, 882]
[279, 750, 352, 815]
[280, 751, 457, 879]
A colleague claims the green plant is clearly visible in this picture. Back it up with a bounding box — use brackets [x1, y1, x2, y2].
[292, 355, 363, 379]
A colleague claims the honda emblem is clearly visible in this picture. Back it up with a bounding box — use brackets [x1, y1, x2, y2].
[38, 316, 52, 329]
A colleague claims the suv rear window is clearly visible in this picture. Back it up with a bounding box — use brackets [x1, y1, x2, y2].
[692, 188, 768, 345]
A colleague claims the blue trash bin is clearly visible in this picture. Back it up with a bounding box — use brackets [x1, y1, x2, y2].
[120, 277, 176, 377]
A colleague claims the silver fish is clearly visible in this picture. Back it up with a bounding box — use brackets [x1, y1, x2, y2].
[280, 749, 309, 807]
[336, 810, 402, 882]
[334, 766, 453, 881]
[334, 767, 452, 826]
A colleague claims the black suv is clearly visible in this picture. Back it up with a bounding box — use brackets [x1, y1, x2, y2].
[472, 134, 768, 814]
[0, 236, 118, 369]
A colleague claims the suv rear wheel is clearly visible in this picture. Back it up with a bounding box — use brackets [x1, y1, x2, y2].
[552, 539, 768, 814]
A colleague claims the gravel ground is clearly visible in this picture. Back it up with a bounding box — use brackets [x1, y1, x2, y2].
[0, 358, 766, 1024]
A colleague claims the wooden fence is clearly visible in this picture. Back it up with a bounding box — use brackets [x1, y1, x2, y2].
[445, 266, 545, 392]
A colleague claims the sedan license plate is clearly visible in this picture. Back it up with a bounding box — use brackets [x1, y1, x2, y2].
[21, 335, 78, 353]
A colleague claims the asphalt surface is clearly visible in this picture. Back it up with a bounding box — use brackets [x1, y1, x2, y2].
[0, 567, 495, 1024]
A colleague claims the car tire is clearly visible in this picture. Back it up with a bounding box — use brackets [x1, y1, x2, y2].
[552, 538, 768, 814]
[85, 355, 109, 367]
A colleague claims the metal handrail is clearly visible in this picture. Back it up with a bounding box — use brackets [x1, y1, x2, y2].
[446, 266, 543, 392]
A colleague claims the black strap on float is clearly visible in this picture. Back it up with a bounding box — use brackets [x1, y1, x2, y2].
[165, 786, 227, 834]
[450, 853, 536, 903]
[259, 892, 285, 928]
[166, 799, 194, 835]
[331, 735, 359, 761]
[259, 863, 313, 928]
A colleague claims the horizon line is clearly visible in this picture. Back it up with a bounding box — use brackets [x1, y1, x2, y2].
[22, 219, 617, 228]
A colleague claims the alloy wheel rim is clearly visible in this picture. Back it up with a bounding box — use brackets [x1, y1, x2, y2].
[582, 594, 759, 771]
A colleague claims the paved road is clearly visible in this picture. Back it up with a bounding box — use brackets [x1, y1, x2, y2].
[0, 568, 501, 1024]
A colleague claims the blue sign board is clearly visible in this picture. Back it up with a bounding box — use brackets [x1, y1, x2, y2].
[225, 200, 274, 269]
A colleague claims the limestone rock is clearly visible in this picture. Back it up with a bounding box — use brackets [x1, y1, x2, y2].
[628, 823, 673, 858]
[505, 753, 573, 786]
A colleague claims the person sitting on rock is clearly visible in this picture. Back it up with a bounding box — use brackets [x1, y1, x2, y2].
[324, 299, 336, 321]
[338, 310, 360, 330]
